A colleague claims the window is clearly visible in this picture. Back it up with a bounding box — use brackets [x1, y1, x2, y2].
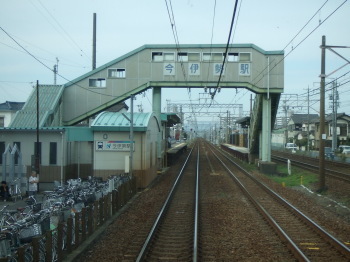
[164, 52, 175, 61]
[178, 52, 188, 62]
[339, 124, 347, 136]
[89, 78, 106, 88]
[0, 117, 4, 127]
[227, 52, 239, 62]
[202, 53, 211, 61]
[152, 52, 175, 62]
[50, 142, 57, 165]
[188, 53, 200, 61]
[108, 68, 126, 78]
[13, 142, 20, 165]
[202, 53, 223, 62]
[177, 52, 200, 62]
[239, 52, 251, 62]
[152, 52, 163, 62]
[212, 53, 223, 62]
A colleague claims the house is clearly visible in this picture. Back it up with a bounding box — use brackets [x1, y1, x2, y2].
[313, 113, 350, 148]
[0, 101, 25, 127]
[287, 114, 319, 141]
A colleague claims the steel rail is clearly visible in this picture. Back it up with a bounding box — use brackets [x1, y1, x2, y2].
[272, 155, 350, 183]
[136, 143, 198, 262]
[193, 146, 199, 262]
[208, 145, 310, 262]
[213, 143, 350, 259]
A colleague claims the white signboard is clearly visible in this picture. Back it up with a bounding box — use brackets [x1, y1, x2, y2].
[213, 63, 225, 76]
[163, 63, 175, 75]
[96, 141, 135, 151]
[239, 63, 251, 76]
[188, 63, 200, 75]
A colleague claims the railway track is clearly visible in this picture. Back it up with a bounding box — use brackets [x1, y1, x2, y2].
[212, 143, 350, 261]
[84, 139, 349, 261]
[272, 154, 350, 183]
[136, 144, 199, 261]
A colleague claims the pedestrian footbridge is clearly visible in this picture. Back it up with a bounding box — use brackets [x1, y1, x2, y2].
[62, 44, 284, 161]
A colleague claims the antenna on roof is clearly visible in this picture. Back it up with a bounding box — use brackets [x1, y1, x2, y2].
[53, 57, 59, 85]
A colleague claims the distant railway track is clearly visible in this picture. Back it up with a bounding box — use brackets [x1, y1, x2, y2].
[210, 142, 350, 261]
[272, 151, 350, 183]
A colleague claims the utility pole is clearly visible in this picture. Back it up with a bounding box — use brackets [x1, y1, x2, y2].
[226, 110, 229, 143]
[36, 80, 40, 191]
[130, 95, 134, 178]
[319, 35, 326, 192]
[284, 99, 288, 145]
[92, 13, 97, 70]
[331, 81, 338, 151]
[307, 86, 310, 151]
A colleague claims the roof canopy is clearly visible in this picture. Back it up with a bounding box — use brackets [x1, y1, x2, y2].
[91, 112, 154, 132]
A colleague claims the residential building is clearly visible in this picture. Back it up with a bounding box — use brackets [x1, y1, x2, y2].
[0, 101, 25, 127]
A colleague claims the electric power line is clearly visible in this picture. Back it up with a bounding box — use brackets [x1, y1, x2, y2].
[0, 26, 134, 100]
[252, 0, 347, 87]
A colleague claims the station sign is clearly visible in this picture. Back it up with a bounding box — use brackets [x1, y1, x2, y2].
[96, 141, 135, 151]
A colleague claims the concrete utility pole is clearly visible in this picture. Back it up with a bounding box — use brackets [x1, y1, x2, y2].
[318, 36, 350, 192]
[92, 13, 96, 70]
[319, 36, 326, 192]
[36, 80, 40, 191]
[130, 94, 134, 178]
[307, 86, 310, 151]
[331, 81, 338, 151]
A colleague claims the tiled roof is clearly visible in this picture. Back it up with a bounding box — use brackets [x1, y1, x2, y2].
[9, 85, 64, 128]
[290, 114, 319, 124]
[0, 101, 25, 111]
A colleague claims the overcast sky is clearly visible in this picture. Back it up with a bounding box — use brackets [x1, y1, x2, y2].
[1, 0, 349, 126]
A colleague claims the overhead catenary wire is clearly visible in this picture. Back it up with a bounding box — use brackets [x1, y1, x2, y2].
[252, 0, 348, 87]
[251, 0, 330, 86]
[205, 0, 217, 86]
[298, 70, 350, 98]
[164, 0, 199, 131]
[210, 0, 240, 100]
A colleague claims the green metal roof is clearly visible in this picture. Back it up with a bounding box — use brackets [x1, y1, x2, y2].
[91, 112, 154, 132]
[9, 85, 64, 128]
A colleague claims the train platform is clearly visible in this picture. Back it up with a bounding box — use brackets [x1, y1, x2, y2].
[167, 142, 188, 165]
[221, 143, 249, 162]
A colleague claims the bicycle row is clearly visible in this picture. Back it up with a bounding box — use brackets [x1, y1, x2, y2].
[0, 174, 132, 262]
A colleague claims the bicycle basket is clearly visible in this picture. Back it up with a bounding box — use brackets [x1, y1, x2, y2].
[19, 224, 42, 243]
